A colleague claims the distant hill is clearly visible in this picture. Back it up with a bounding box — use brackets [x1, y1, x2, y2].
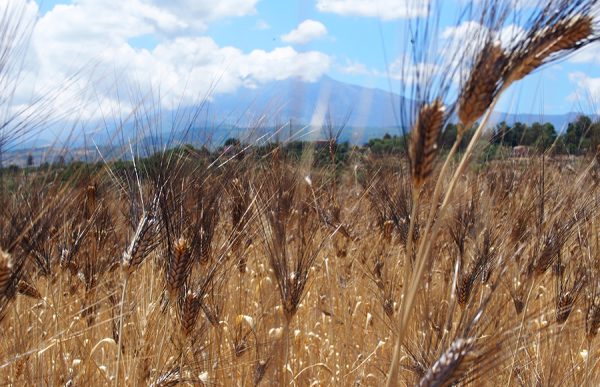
[202, 76, 596, 141]
[6, 75, 598, 154]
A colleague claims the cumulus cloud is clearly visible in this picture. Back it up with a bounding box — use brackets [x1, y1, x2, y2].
[144, 0, 259, 32]
[568, 72, 600, 108]
[281, 20, 328, 45]
[334, 56, 439, 87]
[569, 42, 600, 65]
[438, 21, 527, 77]
[387, 57, 441, 85]
[10, 0, 331, 120]
[441, 21, 526, 53]
[338, 60, 373, 76]
[461, 0, 537, 9]
[316, 0, 429, 20]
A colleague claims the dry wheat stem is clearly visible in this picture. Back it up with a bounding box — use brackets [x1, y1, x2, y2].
[114, 274, 129, 387]
[414, 93, 501, 296]
[405, 189, 420, 264]
[505, 279, 535, 387]
[386, 93, 500, 387]
[386, 132, 463, 387]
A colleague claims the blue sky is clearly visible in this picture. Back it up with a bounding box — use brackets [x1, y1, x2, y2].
[20, 0, 600, 120]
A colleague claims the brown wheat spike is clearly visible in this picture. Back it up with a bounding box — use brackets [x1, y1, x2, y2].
[383, 219, 394, 243]
[166, 237, 191, 298]
[0, 250, 12, 295]
[586, 298, 600, 339]
[17, 279, 41, 299]
[509, 15, 593, 82]
[409, 100, 445, 188]
[556, 267, 586, 324]
[149, 366, 181, 387]
[178, 289, 201, 336]
[457, 276, 473, 306]
[84, 183, 97, 219]
[458, 41, 507, 129]
[556, 292, 575, 324]
[253, 359, 269, 386]
[122, 207, 161, 275]
[418, 338, 475, 387]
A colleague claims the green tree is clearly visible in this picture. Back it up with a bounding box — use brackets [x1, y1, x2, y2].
[492, 121, 511, 145]
[528, 122, 556, 151]
[562, 115, 593, 154]
[224, 137, 241, 147]
[438, 123, 457, 150]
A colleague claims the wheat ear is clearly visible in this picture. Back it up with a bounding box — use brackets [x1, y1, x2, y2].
[418, 338, 475, 387]
[388, 100, 445, 386]
[0, 250, 12, 296]
[166, 237, 191, 299]
[508, 15, 593, 83]
[409, 100, 446, 189]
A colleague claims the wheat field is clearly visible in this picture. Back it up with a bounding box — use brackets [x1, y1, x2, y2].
[2, 148, 600, 386]
[3, 0, 600, 386]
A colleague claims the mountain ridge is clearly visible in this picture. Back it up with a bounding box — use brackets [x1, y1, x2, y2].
[10, 75, 597, 150]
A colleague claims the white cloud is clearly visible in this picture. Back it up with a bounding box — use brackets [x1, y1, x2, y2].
[10, 0, 331, 121]
[438, 21, 527, 80]
[441, 21, 526, 54]
[281, 20, 328, 45]
[464, 0, 537, 9]
[144, 0, 259, 32]
[567, 72, 600, 109]
[441, 21, 486, 41]
[334, 56, 440, 87]
[316, 0, 429, 20]
[569, 41, 600, 64]
[255, 20, 270, 30]
[387, 57, 441, 84]
[338, 60, 373, 76]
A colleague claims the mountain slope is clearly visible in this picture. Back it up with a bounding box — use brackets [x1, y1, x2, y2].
[11, 76, 595, 150]
[206, 76, 592, 140]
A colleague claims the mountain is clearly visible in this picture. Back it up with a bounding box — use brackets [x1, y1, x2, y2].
[200, 75, 409, 143]
[207, 76, 407, 127]
[202, 76, 594, 143]
[7, 75, 596, 153]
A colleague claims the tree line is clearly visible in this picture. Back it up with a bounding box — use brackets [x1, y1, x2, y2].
[367, 114, 600, 155]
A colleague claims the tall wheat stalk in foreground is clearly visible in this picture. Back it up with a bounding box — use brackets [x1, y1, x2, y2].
[386, 1, 598, 386]
[116, 193, 161, 385]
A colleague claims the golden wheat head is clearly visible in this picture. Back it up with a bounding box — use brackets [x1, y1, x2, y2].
[418, 338, 475, 387]
[0, 250, 13, 295]
[508, 15, 594, 82]
[166, 237, 191, 297]
[409, 99, 446, 188]
[458, 41, 507, 129]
